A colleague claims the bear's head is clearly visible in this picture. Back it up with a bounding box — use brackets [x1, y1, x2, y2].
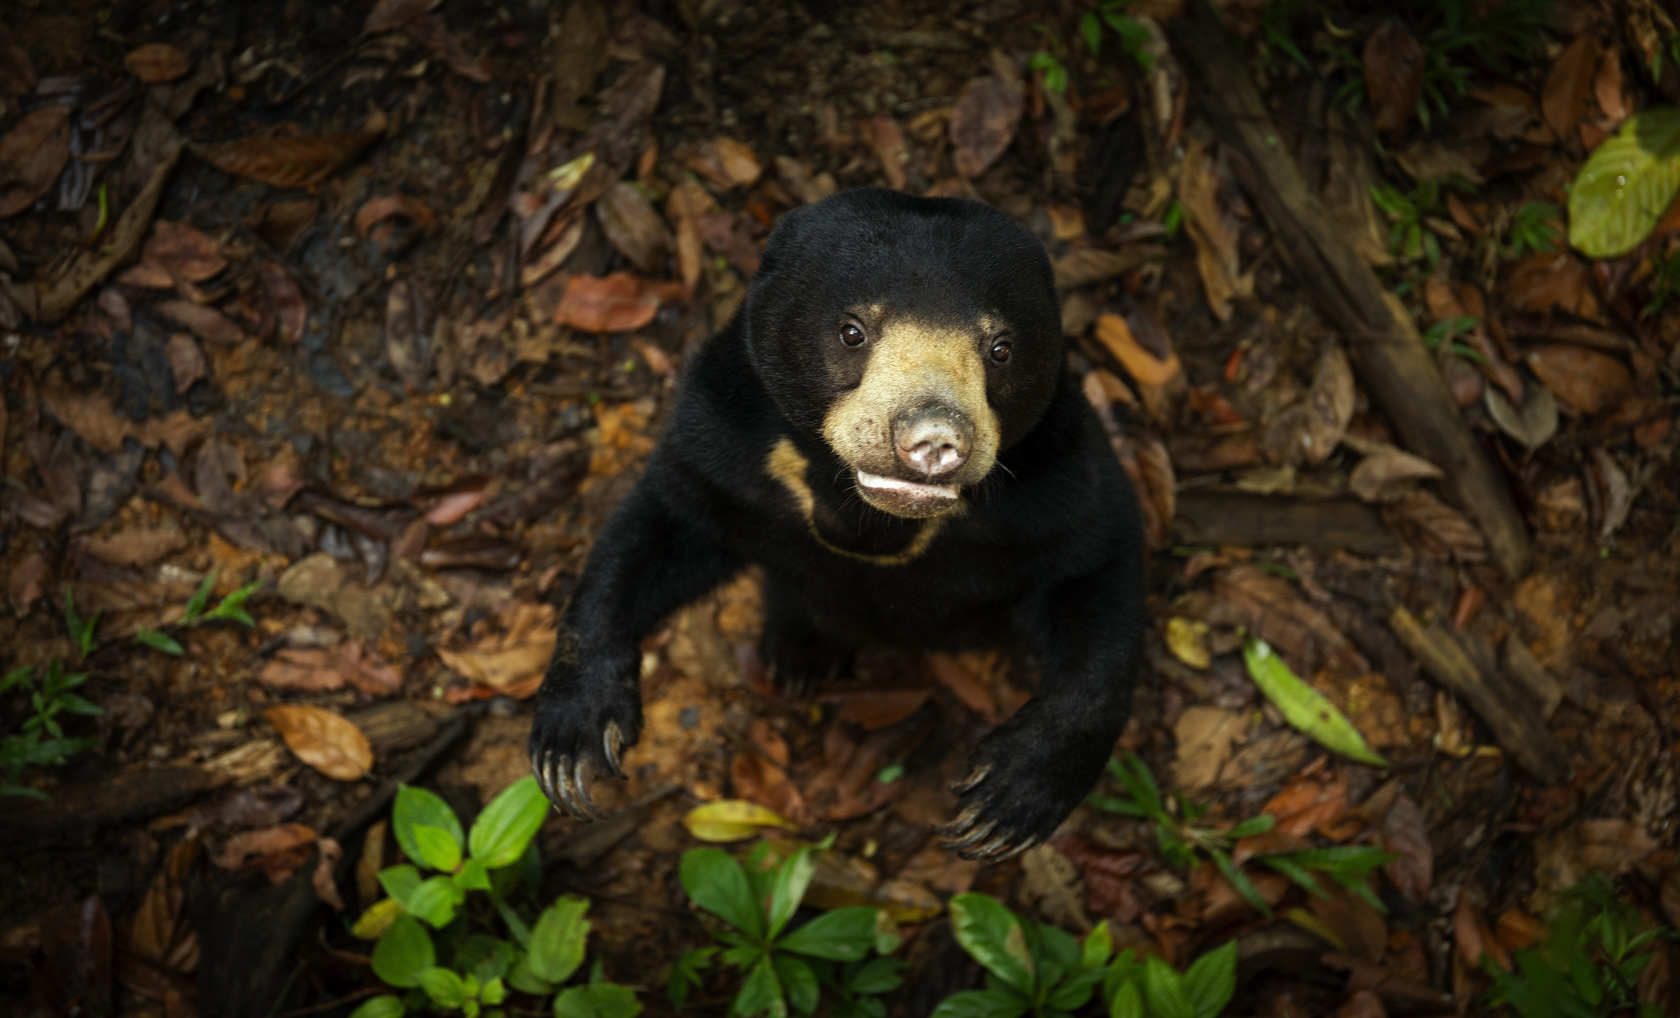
[744, 189, 1062, 519]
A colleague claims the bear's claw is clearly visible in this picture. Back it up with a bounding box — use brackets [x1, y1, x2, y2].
[529, 679, 638, 820]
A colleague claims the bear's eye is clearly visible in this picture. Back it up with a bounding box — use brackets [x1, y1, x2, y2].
[839, 322, 867, 347]
[989, 338, 1013, 363]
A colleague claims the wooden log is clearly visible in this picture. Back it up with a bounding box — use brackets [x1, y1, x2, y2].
[1172, 490, 1402, 556]
[1170, 2, 1530, 578]
[0, 764, 226, 847]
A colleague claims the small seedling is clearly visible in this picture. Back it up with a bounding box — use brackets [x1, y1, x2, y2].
[133, 571, 262, 657]
[1643, 248, 1680, 317]
[1506, 201, 1562, 257]
[1, 660, 103, 800]
[1421, 315, 1488, 364]
[63, 590, 100, 658]
[1079, 1, 1154, 70]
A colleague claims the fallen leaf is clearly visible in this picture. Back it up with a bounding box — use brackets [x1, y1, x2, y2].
[1244, 638, 1387, 767]
[861, 116, 909, 190]
[1336, 990, 1388, 1018]
[950, 59, 1023, 178]
[1056, 833, 1157, 924]
[1381, 795, 1431, 903]
[125, 43, 192, 83]
[385, 279, 432, 389]
[435, 602, 556, 696]
[314, 837, 345, 910]
[773, 155, 838, 205]
[128, 220, 225, 287]
[1364, 18, 1426, 138]
[199, 131, 378, 190]
[258, 261, 307, 344]
[156, 299, 244, 345]
[403, 13, 490, 83]
[1173, 706, 1245, 790]
[1349, 444, 1443, 503]
[1051, 246, 1161, 289]
[8, 550, 47, 617]
[1525, 345, 1632, 413]
[1164, 617, 1211, 670]
[1020, 844, 1090, 931]
[129, 836, 199, 970]
[165, 333, 205, 393]
[0, 105, 71, 218]
[681, 137, 762, 189]
[1384, 491, 1487, 562]
[1177, 136, 1250, 320]
[354, 193, 436, 241]
[553, 272, 676, 333]
[682, 800, 796, 842]
[1567, 109, 1680, 258]
[1542, 34, 1601, 140]
[258, 642, 403, 697]
[1094, 313, 1180, 384]
[85, 528, 188, 566]
[38, 898, 112, 1017]
[1596, 48, 1628, 124]
[1484, 383, 1557, 450]
[1455, 889, 1509, 970]
[826, 689, 932, 730]
[595, 181, 669, 275]
[1208, 565, 1367, 677]
[213, 823, 318, 883]
[364, 0, 442, 34]
[264, 705, 373, 781]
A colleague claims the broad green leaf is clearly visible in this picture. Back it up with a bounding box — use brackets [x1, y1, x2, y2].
[846, 956, 903, 994]
[872, 910, 902, 955]
[347, 995, 406, 1018]
[948, 894, 1035, 995]
[393, 786, 463, 868]
[528, 896, 591, 985]
[768, 843, 819, 939]
[682, 799, 797, 843]
[455, 934, 514, 983]
[482, 976, 506, 1005]
[680, 848, 765, 940]
[406, 875, 464, 927]
[413, 824, 463, 872]
[1082, 920, 1114, 969]
[134, 627, 185, 655]
[777, 907, 880, 961]
[1039, 924, 1081, 971]
[732, 956, 786, 1018]
[1242, 639, 1387, 767]
[554, 982, 643, 1018]
[774, 954, 820, 1015]
[1183, 941, 1238, 1018]
[469, 776, 548, 868]
[455, 858, 492, 891]
[416, 967, 467, 1008]
[507, 956, 553, 997]
[371, 913, 435, 988]
[1144, 955, 1195, 1018]
[352, 897, 404, 940]
[931, 989, 1032, 1018]
[1110, 979, 1143, 1018]
[1569, 109, 1680, 258]
[1048, 967, 1106, 1012]
[378, 865, 422, 907]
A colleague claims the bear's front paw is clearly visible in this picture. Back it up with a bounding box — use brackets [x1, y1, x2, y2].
[528, 678, 640, 820]
[938, 710, 1114, 862]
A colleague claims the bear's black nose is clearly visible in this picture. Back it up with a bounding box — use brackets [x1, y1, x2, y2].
[896, 415, 970, 478]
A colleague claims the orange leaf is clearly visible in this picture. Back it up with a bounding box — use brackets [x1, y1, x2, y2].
[950, 62, 1023, 179]
[264, 705, 372, 781]
[553, 272, 677, 333]
[1094, 313, 1180, 385]
[200, 132, 378, 190]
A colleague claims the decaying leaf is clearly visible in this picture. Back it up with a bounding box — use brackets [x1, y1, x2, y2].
[259, 261, 307, 345]
[1542, 34, 1601, 140]
[364, 0, 443, 33]
[435, 601, 556, 698]
[1364, 18, 1425, 138]
[681, 137, 762, 189]
[264, 704, 373, 781]
[1381, 795, 1431, 903]
[1349, 444, 1443, 503]
[165, 333, 206, 393]
[199, 131, 378, 190]
[1525, 344, 1632, 414]
[85, 528, 188, 567]
[949, 54, 1023, 179]
[1484, 383, 1558, 450]
[258, 642, 402, 697]
[1173, 706, 1245, 790]
[1384, 491, 1488, 562]
[125, 43, 192, 83]
[0, 105, 71, 218]
[553, 272, 678, 333]
[1177, 136, 1250, 321]
[1093, 313, 1180, 385]
[213, 823, 319, 883]
[385, 279, 432, 390]
[595, 181, 670, 275]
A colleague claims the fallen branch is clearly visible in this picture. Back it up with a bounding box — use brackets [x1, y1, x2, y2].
[1172, 491, 1401, 556]
[1170, 2, 1530, 578]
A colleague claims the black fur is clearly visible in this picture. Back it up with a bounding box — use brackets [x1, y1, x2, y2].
[529, 189, 1145, 859]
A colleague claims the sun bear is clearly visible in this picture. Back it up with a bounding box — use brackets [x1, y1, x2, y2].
[529, 188, 1145, 860]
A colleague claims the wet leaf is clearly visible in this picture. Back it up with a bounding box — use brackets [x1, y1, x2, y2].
[264, 704, 373, 781]
[1525, 345, 1632, 413]
[1484, 383, 1558, 449]
[1243, 639, 1387, 767]
[0, 105, 71, 218]
[1094, 313, 1180, 384]
[682, 799, 797, 842]
[950, 64, 1023, 179]
[1569, 108, 1680, 258]
[553, 272, 676, 333]
[200, 131, 378, 190]
[1364, 18, 1425, 138]
[125, 43, 192, 83]
[364, 0, 443, 35]
[1543, 35, 1601, 140]
[595, 181, 669, 275]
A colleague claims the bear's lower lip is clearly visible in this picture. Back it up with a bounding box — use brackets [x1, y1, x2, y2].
[855, 470, 959, 502]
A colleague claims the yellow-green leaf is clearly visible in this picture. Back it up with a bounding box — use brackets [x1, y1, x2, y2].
[1242, 639, 1387, 767]
[1568, 108, 1680, 258]
[352, 897, 403, 940]
[681, 800, 797, 843]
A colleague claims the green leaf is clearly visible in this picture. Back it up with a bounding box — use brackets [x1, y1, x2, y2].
[1227, 815, 1276, 839]
[1242, 639, 1387, 767]
[469, 776, 549, 869]
[184, 571, 217, 622]
[406, 875, 464, 927]
[1, 666, 32, 695]
[482, 976, 506, 1005]
[378, 865, 422, 907]
[528, 896, 591, 985]
[774, 954, 820, 1015]
[371, 913, 435, 988]
[768, 843, 820, 939]
[1109, 979, 1143, 1018]
[1184, 942, 1238, 1018]
[133, 627, 185, 656]
[1080, 12, 1102, 54]
[1211, 851, 1272, 916]
[1144, 955, 1195, 1018]
[417, 967, 468, 1008]
[455, 858, 491, 892]
[1082, 920, 1114, 969]
[554, 982, 643, 1018]
[206, 580, 262, 625]
[668, 947, 716, 1011]
[393, 786, 463, 869]
[347, 995, 407, 1018]
[931, 989, 1031, 1018]
[948, 894, 1035, 995]
[413, 824, 463, 872]
[1048, 968, 1106, 1012]
[846, 956, 903, 994]
[680, 848, 765, 941]
[1569, 109, 1680, 258]
[733, 956, 786, 1018]
[777, 907, 880, 961]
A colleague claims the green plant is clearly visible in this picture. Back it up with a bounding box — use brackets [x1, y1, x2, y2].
[1089, 754, 1391, 916]
[1643, 247, 1680, 316]
[1371, 179, 1452, 268]
[1028, 48, 1069, 95]
[1484, 873, 1673, 1018]
[349, 777, 639, 1018]
[63, 590, 99, 657]
[1, 659, 103, 799]
[1079, 1, 1154, 71]
[134, 571, 262, 656]
[675, 839, 903, 1018]
[1506, 201, 1562, 257]
[931, 895, 1239, 1018]
[1421, 315, 1488, 363]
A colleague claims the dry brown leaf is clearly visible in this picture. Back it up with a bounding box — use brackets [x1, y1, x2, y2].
[1542, 35, 1601, 139]
[1595, 48, 1628, 124]
[949, 60, 1023, 179]
[1335, 990, 1388, 1018]
[861, 116, 909, 190]
[85, 528, 188, 567]
[1455, 889, 1510, 970]
[1384, 491, 1487, 562]
[1172, 706, 1244, 790]
[258, 261, 306, 345]
[125, 43, 192, 83]
[595, 181, 670, 275]
[436, 602, 556, 696]
[828, 689, 932, 731]
[156, 299, 244, 345]
[200, 131, 378, 190]
[354, 194, 436, 240]
[1056, 833, 1157, 924]
[127, 220, 225, 287]
[553, 272, 678, 333]
[1177, 136, 1249, 320]
[773, 155, 837, 205]
[364, 0, 443, 34]
[1020, 844, 1090, 932]
[213, 823, 318, 883]
[1209, 565, 1368, 677]
[130, 836, 199, 970]
[1364, 18, 1426, 138]
[1349, 444, 1443, 503]
[1381, 795, 1431, 903]
[682, 137, 762, 189]
[404, 13, 490, 83]
[0, 105, 70, 218]
[313, 837, 345, 910]
[1502, 251, 1595, 317]
[165, 333, 205, 393]
[385, 279, 431, 389]
[1094, 313, 1180, 385]
[8, 551, 47, 618]
[1525, 345, 1632, 414]
[264, 705, 373, 781]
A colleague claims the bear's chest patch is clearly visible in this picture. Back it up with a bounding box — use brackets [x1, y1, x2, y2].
[764, 437, 952, 566]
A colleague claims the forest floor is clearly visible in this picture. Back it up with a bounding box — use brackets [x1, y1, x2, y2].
[1, 0, 1678, 1015]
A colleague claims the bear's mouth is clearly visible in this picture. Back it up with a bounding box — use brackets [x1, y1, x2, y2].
[855, 469, 961, 518]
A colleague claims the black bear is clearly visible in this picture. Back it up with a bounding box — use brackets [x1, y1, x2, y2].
[529, 188, 1145, 860]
